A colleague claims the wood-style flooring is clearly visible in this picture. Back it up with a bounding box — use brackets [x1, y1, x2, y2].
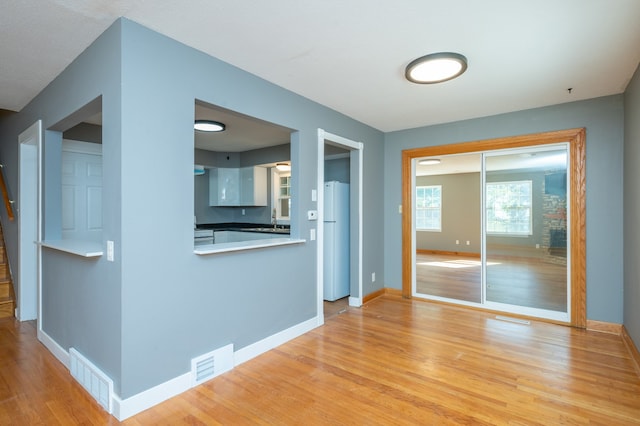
[1, 296, 639, 425]
[417, 252, 567, 312]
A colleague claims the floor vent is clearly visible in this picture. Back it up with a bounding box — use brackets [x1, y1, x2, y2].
[69, 348, 113, 413]
[495, 315, 531, 325]
[191, 344, 234, 387]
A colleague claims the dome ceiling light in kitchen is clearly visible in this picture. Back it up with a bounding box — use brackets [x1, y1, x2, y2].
[194, 120, 226, 132]
[405, 52, 467, 84]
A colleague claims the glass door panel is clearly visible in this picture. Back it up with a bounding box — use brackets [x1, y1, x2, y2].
[414, 153, 482, 304]
[484, 145, 569, 316]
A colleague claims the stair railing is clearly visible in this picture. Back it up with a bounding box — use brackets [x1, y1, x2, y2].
[0, 164, 14, 221]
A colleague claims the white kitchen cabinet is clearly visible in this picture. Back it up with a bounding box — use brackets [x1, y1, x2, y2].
[209, 166, 267, 206]
[240, 166, 267, 206]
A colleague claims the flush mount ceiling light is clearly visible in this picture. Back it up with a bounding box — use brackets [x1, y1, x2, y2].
[276, 162, 291, 171]
[405, 52, 467, 84]
[194, 120, 225, 132]
[418, 158, 441, 166]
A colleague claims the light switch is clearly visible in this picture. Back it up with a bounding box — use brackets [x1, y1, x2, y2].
[107, 240, 114, 262]
[310, 229, 316, 240]
[312, 189, 317, 202]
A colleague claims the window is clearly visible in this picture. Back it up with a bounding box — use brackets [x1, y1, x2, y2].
[272, 169, 291, 222]
[486, 180, 532, 235]
[416, 185, 441, 231]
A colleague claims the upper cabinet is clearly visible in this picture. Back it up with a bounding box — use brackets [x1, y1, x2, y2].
[210, 166, 267, 206]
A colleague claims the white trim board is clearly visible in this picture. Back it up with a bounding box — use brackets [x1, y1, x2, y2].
[37, 328, 70, 368]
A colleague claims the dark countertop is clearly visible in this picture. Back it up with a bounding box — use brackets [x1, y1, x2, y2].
[196, 222, 290, 235]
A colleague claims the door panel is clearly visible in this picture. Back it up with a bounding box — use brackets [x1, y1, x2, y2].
[61, 142, 102, 241]
[484, 146, 569, 315]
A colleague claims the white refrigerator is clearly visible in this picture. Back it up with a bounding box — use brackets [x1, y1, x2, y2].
[323, 181, 350, 301]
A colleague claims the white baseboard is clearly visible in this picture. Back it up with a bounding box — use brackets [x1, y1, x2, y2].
[234, 316, 320, 366]
[111, 315, 321, 421]
[37, 328, 69, 368]
[112, 372, 191, 421]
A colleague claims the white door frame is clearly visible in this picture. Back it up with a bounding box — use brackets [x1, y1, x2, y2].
[316, 129, 364, 325]
[18, 120, 42, 322]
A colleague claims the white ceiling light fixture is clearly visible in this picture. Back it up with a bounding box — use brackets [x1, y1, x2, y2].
[194, 120, 226, 132]
[418, 158, 441, 166]
[405, 52, 468, 84]
[276, 162, 291, 171]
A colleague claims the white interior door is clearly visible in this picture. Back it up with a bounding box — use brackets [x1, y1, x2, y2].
[61, 140, 103, 242]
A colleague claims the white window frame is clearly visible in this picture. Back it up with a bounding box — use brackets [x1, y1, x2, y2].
[415, 185, 441, 232]
[486, 180, 533, 236]
[271, 168, 291, 224]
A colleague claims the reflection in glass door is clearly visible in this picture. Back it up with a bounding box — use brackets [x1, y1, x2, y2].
[413, 144, 570, 322]
[414, 153, 482, 305]
[483, 145, 569, 320]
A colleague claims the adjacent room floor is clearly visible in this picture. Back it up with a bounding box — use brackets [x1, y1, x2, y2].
[416, 251, 567, 311]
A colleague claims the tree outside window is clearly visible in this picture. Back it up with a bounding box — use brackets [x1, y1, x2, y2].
[416, 185, 441, 231]
[486, 180, 532, 235]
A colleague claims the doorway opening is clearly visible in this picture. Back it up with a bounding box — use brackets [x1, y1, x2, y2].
[18, 120, 42, 321]
[402, 128, 586, 327]
[317, 129, 363, 324]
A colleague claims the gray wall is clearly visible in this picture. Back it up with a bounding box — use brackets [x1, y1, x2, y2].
[0, 18, 385, 399]
[325, 157, 350, 183]
[385, 95, 624, 323]
[117, 20, 383, 397]
[0, 22, 124, 389]
[624, 63, 640, 348]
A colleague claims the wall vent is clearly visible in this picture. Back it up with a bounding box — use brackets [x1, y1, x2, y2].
[69, 348, 114, 413]
[191, 344, 234, 387]
[495, 315, 531, 325]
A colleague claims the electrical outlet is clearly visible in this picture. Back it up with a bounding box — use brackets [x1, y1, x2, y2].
[372, 272, 376, 282]
[456, 240, 460, 245]
[466, 241, 470, 245]
[310, 229, 316, 241]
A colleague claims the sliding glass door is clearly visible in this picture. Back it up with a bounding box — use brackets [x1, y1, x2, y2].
[414, 153, 482, 305]
[483, 145, 569, 321]
[413, 143, 570, 322]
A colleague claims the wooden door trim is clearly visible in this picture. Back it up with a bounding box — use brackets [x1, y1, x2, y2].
[401, 128, 587, 328]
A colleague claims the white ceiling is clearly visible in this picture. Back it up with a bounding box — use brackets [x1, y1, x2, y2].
[2, 0, 640, 133]
[194, 102, 292, 152]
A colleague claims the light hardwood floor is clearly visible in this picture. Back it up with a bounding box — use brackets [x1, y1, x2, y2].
[1, 296, 639, 425]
